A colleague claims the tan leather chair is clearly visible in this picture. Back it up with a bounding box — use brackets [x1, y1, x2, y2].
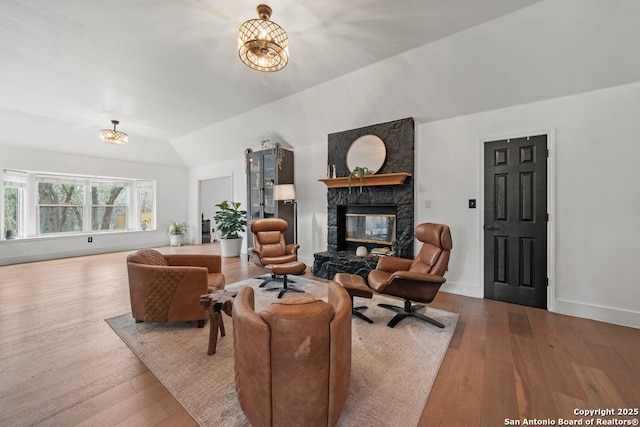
[249, 218, 303, 290]
[232, 281, 352, 427]
[367, 223, 452, 328]
[126, 249, 225, 327]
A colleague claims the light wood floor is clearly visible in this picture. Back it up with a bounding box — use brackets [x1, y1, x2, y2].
[1, 244, 638, 426]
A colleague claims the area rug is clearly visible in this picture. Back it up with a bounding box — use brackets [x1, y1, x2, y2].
[106, 277, 458, 426]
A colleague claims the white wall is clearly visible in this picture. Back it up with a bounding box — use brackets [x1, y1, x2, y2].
[0, 145, 189, 264]
[416, 82, 640, 328]
[185, 82, 640, 328]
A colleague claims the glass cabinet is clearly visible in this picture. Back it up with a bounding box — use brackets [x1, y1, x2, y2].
[246, 147, 294, 252]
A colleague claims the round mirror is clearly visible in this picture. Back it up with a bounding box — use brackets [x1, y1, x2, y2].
[346, 134, 386, 173]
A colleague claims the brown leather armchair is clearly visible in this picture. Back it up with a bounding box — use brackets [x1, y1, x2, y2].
[367, 223, 452, 328]
[232, 281, 352, 427]
[126, 249, 225, 327]
[249, 218, 301, 287]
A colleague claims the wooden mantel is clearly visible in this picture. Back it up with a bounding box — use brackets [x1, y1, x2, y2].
[318, 172, 411, 189]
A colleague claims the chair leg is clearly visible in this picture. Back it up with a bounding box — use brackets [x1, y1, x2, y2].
[378, 299, 444, 329]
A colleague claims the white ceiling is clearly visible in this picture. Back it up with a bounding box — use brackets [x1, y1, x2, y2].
[0, 0, 544, 142]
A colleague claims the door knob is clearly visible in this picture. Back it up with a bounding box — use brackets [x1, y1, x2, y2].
[484, 225, 500, 231]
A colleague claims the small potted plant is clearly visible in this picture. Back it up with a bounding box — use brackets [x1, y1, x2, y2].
[167, 221, 188, 246]
[140, 218, 151, 231]
[348, 166, 373, 194]
[213, 201, 247, 257]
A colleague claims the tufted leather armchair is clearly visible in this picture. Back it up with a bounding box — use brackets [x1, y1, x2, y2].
[367, 223, 452, 328]
[232, 281, 352, 427]
[126, 249, 225, 327]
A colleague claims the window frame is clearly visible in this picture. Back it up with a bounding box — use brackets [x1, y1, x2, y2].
[2, 169, 156, 240]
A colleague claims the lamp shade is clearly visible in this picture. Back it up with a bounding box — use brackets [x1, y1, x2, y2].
[273, 184, 295, 201]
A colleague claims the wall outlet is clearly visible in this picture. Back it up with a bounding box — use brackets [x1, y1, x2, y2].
[88, 237, 93, 243]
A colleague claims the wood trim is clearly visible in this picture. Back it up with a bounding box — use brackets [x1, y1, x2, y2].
[318, 172, 411, 189]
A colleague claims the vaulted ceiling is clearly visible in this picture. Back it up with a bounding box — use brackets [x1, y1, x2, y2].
[1, 1, 543, 138]
[2, 0, 639, 167]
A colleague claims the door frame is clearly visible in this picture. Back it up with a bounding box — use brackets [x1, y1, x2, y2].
[477, 129, 556, 311]
[197, 174, 234, 244]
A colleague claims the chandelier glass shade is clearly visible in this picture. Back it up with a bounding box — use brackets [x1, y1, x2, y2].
[238, 4, 289, 72]
[99, 120, 128, 145]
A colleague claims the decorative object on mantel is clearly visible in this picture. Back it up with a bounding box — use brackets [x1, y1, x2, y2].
[327, 165, 336, 179]
[238, 4, 289, 72]
[346, 134, 386, 173]
[348, 166, 374, 194]
[318, 172, 412, 189]
[99, 119, 128, 145]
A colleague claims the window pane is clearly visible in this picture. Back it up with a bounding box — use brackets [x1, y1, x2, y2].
[138, 184, 154, 229]
[91, 206, 127, 230]
[38, 183, 84, 205]
[4, 187, 18, 235]
[90, 186, 127, 205]
[39, 206, 83, 233]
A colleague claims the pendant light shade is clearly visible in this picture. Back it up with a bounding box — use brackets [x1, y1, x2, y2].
[100, 120, 128, 145]
[238, 4, 289, 72]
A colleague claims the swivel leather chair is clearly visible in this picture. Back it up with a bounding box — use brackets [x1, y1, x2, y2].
[232, 281, 352, 427]
[249, 218, 305, 295]
[367, 223, 452, 328]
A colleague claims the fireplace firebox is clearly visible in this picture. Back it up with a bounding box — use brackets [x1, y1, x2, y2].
[338, 205, 397, 252]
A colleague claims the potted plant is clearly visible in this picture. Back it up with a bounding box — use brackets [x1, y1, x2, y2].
[392, 225, 414, 257]
[4, 217, 17, 239]
[213, 200, 247, 257]
[348, 166, 373, 194]
[167, 221, 188, 246]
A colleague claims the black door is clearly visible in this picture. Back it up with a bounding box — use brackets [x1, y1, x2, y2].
[484, 135, 547, 308]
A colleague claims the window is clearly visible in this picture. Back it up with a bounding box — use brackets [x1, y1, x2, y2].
[2, 170, 26, 239]
[2, 169, 155, 239]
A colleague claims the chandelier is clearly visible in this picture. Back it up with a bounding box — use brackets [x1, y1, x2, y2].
[99, 120, 128, 145]
[238, 4, 289, 72]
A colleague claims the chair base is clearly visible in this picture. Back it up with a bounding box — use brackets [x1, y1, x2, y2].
[264, 275, 304, 298]
[352, 303, 374, 324]
[378, 300, 444, 329]
[257, 274, 296, 288]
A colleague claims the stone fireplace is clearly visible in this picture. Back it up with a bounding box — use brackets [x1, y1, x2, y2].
[313, 117, 415, 280]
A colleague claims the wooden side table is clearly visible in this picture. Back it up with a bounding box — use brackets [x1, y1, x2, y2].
[199, 290, 237, 355]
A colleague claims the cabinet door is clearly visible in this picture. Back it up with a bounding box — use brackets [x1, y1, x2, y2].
[263, 152, 276, 218]
[248, 154, 263, 222]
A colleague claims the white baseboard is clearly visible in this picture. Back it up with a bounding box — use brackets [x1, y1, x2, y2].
[440, 280, 483, 299]
[553, 298, 640, 329]
[0, 241, 168, 266]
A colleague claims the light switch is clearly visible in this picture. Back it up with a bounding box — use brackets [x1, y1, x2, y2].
[468, 199, 476, 209]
